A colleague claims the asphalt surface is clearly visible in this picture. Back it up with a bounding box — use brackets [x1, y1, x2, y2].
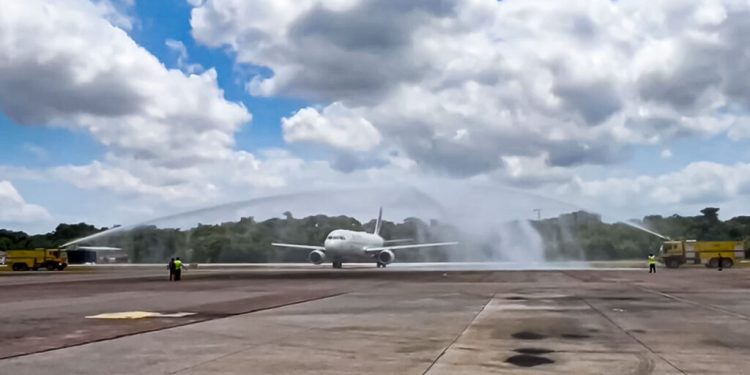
[1, 264, 749, 374]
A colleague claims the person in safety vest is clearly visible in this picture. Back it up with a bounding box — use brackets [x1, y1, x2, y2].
[167, 258, 175, 281]
[648, 254, 656, 273]
[174, 257, 184, 281]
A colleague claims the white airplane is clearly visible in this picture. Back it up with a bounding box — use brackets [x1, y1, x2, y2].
[272, 208, 457, 269]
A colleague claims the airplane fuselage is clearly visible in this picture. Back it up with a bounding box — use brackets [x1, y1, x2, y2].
[323, 229, 383, 258]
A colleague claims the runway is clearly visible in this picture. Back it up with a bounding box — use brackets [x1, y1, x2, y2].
[1, 264, 749, 374]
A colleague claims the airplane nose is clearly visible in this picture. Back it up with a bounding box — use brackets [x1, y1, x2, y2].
[325, 240, 343, 252]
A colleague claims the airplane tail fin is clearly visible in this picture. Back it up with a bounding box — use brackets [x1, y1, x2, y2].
[374, 207, 383, 235]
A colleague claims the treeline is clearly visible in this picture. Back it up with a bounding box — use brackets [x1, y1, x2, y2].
[1, 208, 748, 262]
[532, 208, 750, 260]
[97, 214, 459, 263]
[0, 223, 102, 251]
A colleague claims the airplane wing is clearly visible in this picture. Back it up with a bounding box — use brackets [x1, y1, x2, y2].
[271, 243, 325, 251]
[364, 242, 458, 254]
[383, 239, 412, 244]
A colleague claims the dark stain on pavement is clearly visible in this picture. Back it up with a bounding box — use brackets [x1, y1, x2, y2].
[505, 354, 555, 367]
[512, 331, 546, 340]
[561, 333, 590, 339]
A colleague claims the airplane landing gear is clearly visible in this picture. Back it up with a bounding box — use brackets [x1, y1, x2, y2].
[332, 259, 343, 269]
[376, 262, 386, 268]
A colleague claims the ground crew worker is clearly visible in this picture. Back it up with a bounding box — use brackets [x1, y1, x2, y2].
[174, 257, 183, 281]
[167, 258, 175, 281]
[648, 253, 657, 273]
[718, 254, 723, 271]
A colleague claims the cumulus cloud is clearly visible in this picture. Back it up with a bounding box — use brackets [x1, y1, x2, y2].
[191, 0, 750, 177]
[0, 181, 51, 223]
[499, 154, 574, 187]
[165, 39, 204, 74]
[4, 0, 750, 229]
[560, 162, 750, 209]
[0, 0, 250, 170]
[0, 0, 272, 214]
[48, 149, 311, 209]
[282, 102, 381, 152]
[92, 0, 135, 30]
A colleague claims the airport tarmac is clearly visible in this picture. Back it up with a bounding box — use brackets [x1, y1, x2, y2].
[0, 264, 749, 374]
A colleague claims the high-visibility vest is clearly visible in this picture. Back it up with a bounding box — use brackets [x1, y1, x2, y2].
[648, 256, 656, 265]
[174, 260, 183, 270]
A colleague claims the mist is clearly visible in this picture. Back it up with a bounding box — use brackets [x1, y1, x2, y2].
[70, 183, 598, 267]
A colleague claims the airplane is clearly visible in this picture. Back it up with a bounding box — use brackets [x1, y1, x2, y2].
[271, 208, 458, 269]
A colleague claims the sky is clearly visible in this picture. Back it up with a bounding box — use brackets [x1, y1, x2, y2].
[1, 0, 750, 233]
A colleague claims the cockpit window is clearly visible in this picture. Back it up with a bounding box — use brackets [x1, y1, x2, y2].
[328, 236, 345, 240]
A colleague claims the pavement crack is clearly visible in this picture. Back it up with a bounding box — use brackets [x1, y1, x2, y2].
[421, 293, 494, 375]
[637, 286, 750, 321]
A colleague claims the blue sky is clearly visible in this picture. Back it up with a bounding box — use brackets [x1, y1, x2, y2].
[128, 0, 300, 152]
[1, 0, 750, 233]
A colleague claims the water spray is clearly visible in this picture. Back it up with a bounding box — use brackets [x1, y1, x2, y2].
[623, 221, 671, 241]
[59, 183, 673, 268]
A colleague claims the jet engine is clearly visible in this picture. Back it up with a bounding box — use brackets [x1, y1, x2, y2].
[376, 249, 395, 265]
[308, 250, 326, 265]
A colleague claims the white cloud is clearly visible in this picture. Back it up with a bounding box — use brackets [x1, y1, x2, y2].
[165, 39, 204, 74]
[0, 0, 251, 170]
[186, 0, 206, 8]
[728, 118, 750, 140]
[191, 0, 750, 177]
[0, 0, 265, 215]
[4, 0, 750, 230]
[91, 0, 135, 30]
[0, 181, 51, 224]
[282, 102, 381, 152]
[499, 154, 574, 187]
[561, 161, 750, 210]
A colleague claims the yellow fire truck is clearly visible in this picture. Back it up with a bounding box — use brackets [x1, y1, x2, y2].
[659, 240, 745, 269]
[4, 249, 68, 271]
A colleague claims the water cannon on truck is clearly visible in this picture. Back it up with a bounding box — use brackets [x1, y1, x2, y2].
[4, 249, 68, 271]
[659, 240, 745, 269]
